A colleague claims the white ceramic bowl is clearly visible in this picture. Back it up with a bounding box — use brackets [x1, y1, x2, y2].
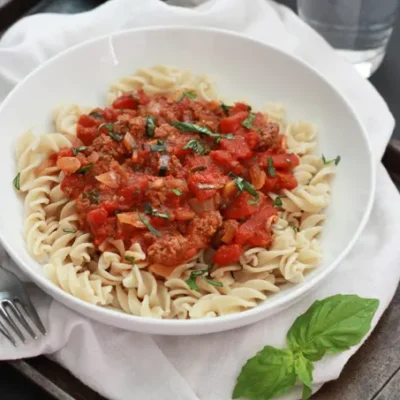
[0, 27, 374, 335]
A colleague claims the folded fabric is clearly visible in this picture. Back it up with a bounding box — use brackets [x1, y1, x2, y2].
[0, 1, 397, 400]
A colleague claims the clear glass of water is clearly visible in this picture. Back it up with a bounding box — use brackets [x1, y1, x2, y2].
[297, 0, 400, 77]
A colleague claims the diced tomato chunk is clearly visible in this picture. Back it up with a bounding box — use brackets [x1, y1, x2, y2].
[57, 148, 74, 159]
[137, 89, 150, 105]
[235, 205, 278, 247]
[188, 171, 226, 201]
[214, 244, 242, 265]
[112, 94, 139, 110]
[276, 171, 298, 190]
[60, 174, 86, 198]
[230, 103, 250, 115]
[258, 152, 300, 169]
[245, 130, 260, 150]
[219, 135, 253, 160]
[224, 192, 265, 220]
[87, 208, 108, 227]
[210, 150, 243, 174]
[220, 111, 248, 134]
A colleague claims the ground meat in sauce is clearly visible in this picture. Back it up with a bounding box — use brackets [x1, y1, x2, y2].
[54, 90, 299, 269]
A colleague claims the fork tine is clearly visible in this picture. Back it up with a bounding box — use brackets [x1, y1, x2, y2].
[0, 320, 17, 347]
[16, 298, 46, 336]
[0, 303, 26, 343]
[3, 300, 38, 340]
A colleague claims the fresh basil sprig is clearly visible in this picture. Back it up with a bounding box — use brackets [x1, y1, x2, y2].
[228, 172, 259, 201]
[138, 213, 162, 237]
[98, 123, 123, 142]
[233, 294, 379, 400]
[183, 139, 207, 155]
[13, 173, 20, 191]
[186, 269, 223, 291]
[171, 121, 234, 141]
[177, 91, 197, 102]
[241, 113, 256, 129]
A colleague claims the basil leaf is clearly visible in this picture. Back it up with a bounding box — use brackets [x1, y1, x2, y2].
[294, 353, 314, 400]
[248, 198, 259, 205]
[98, 123, 123, 142]
[171, 121, 234, 140]
[287, 294, 380, 361]
[76, 163, 94, 175]
[273, 196, 284, 208]
[13, 172, 20, 190]
[241, 113, 256, 130]
[177, 91, 197, 102]
[185, 269, 208, 291]
[138, 213, 162, 237]
[63, 228, 77, 234]
[124, 256, 136, 265]
[146, 116, 156, 137]
[228, 172, 259, 200]
[233, 346, 296, 400]
[150, 142, 167, 152]
[289, 222, 299, 232]
[322, 154, 341, 166]
[220, 102, 231, 115]
[172, 188, 182, 196]
[183, 139, 206, 155]
[89, 111, 103, 119]
[144, 203, 169, 219]
[206, 279, 223, 287]
[72, 146, 87, 156]
[267, 156, 276, 177]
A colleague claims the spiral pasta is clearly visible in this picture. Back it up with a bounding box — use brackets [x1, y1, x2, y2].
[15, 65, 337, 318]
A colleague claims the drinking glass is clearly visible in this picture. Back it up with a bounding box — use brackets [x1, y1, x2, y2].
[297, 0, 400, 77]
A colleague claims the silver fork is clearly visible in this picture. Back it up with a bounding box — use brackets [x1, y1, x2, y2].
[0, 266, 46, 346]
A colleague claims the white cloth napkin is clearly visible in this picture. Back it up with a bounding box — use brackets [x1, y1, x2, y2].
[0, 0, 399, 399]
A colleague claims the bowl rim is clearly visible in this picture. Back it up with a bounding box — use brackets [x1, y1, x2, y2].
[0, 25, 376, 330]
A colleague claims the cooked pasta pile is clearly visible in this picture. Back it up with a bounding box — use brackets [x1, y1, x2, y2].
[15, 65, 336, 319]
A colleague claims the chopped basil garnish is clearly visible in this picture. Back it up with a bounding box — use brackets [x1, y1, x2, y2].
[89, 111, 103, 119]
[248, 197, 259, 205]
[206, 279, 223, 287]
[289, 222, 298, 232]
[177, 91, 197, 102]
[322, 154, 341, 165]
[241, 113, 256, 130]
[139, 213, 162, 237]
[150, 142, 167, 152]
[13, 172, 20, 191]
[145, 116, 156, 137]
[228, 172, 259, 200]
[267, 156, 276, 177]
[171, 122, 234, 141]
[82, 189, 99, 205]
[72, 146, 87, 156]
[76, 163, 94, 175]
[124, 256, 136, 265]
[143, 202, 169, 220]
[183, 139, 206, 155]
[273, 196, 284, 208]
[221, 102, 231, 115]
[186, 269, 208, 291]
[98, 123, 123, 142]
[172, 188, 182, 196]
[63, 228, 77, 234]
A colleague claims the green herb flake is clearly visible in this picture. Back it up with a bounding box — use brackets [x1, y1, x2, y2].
[72, 146, 87, 156]
[273, 196, 284, 208]
[171, 121, 234, 141]
[124, 256, 136, 265]
[221, 102, 231, 115]
[241, 113, 256, 130]
[138, 213, 162, 237]
[63, 228, 77, 234]
[228, 172, 259, 200]
[185, 269, 208, 291]
[177, 91, 197, 102]
[98, 123, 123, 142]
[183, 139, 206, 155]
[82, 189, 99, 205]
[145, 116, 157, 138]
[322, 154, 341, 166]
[89, 111, 103, 119]
[13, 172, 20, 191]
[248, 198, 259, 205]
[143, 202, 170, 220]
[150, 141, 167, 152]
[76, 163, 94, 175]
[172, 188, 182, 196]
[206, 279, 223, 287]
[289, 222, 299, 233]
[267, 156, 276, 177]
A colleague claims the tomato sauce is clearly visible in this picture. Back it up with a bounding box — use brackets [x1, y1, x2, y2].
[53, 90, 299, 269]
